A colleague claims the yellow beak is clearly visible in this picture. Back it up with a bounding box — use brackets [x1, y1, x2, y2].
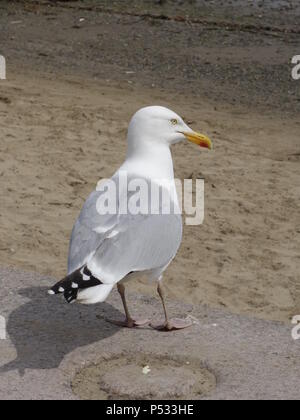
[182, 131, 213, 150]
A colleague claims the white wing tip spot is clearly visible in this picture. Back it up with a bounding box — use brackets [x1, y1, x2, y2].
[72, 282, 79, 289]
[48, 290, 55, 295]
[80, 267, 91, 281]
[59, 287, 65, 293]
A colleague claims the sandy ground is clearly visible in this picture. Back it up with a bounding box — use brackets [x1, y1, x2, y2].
[0, 0, 299, 325]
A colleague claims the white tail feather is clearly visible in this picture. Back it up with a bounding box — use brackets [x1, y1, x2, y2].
[77, 284, 114, 304]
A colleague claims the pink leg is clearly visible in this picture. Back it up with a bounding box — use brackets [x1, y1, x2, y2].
[106, 283, 149, 328]
[150, 282, 193, 331]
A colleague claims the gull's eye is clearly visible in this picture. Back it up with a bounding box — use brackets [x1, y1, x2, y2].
[170, 118, 178, 125]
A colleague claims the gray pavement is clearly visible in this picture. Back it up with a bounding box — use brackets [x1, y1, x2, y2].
[0, 267, 299, 400]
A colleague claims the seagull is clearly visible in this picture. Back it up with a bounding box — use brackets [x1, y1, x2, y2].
[48, 106, 212, 331]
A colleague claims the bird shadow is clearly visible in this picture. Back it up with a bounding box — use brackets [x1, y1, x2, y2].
[0, 286, 122, 376]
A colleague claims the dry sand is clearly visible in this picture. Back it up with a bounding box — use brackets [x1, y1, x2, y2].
[0, 0, 299, 323]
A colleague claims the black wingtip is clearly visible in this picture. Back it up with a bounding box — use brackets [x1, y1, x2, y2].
[48, 265, 103, 304]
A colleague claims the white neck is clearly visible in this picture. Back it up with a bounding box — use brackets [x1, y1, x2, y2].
[121, 138, 175, 180]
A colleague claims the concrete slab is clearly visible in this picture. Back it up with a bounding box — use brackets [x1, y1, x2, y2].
[0, 267, 299, 400]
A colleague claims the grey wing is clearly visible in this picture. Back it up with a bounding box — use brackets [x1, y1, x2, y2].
[68, 175, 182, 282]
[87, 212, 182, 284]
[68, 188, 119, 274]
